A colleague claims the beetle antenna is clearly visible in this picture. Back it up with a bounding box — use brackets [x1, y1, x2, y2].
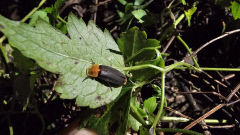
[90, 59, 95, 64]
[82, 76, 90, 82]
[106, 82, 113, 91]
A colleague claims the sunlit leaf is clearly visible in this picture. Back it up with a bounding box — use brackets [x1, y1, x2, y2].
[184, 2, 197, 26]
[143, 96, 157, 114]
[231, 1, 240, 20]
[132, 9, 147, 23]
[0, 13, 124, 108]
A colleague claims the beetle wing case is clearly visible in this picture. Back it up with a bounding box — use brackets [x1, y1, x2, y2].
[96, 65, 127, 88]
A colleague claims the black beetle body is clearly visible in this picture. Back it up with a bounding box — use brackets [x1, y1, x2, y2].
[86, 64, 127, 88]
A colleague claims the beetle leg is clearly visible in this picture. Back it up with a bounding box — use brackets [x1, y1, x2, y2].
[108, 87, 113, 91]
[106, 81, 113, 91]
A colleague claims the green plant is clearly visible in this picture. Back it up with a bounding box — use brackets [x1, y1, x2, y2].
[1, 0, 240, 135]
[116, 0, 153, 29]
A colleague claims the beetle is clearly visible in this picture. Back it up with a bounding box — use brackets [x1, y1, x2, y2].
[86, 64, 127, 88]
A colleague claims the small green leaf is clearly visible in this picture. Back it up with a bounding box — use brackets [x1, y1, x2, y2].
[132, 9, 147, 23]
[143, 96, 157, 114]
[29, 10, 49, 26]
[231, 1, 240, 20]
[184, 3, 197, 26]
[118, 0, 127, 5]
[128, 114, 142, 131]
[134, 0, 145, 6]
[180, 0, 186, 5]
[0, 13, 124, 108]
[152, 84, 162, 96]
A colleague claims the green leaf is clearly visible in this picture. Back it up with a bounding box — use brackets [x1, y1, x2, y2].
[134, 0, 145, 6]
[184, 3, 197, 26]
[0, 13, 124, 108]
[118, 0, 127, 5]
[180, 0, 186, 5]
[87, 87, 132, 134]
[29, 10, 49, 26]
[143, 96, 157, 114]
[231, 1, 240, 20]
[44, 0, 66, 21]
[132, 9, 147, 23]
[118, 27, 164, 81]
[152, 84, 162, 96]
[128, 114, 142, 131]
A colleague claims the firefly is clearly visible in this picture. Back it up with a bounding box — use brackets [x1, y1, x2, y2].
[86, 64, 127, 88]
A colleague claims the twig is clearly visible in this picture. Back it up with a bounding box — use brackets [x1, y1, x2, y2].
[208, 124, 235, 129]
[191, 29, 240, 57]
[201, 71, 228, 88]
[175, 104, 225, 135]
[98, 0, 112, 6]
[227, 99, 240, 106]
[226, 82, 240, 102]
[176, 91, 227, 102]
[178, 81, 200, 111]
[165, 107, 193, 120]
[162, 36, 175, 53]
[178, 79, 211, 135]
[93, 0, 98, 23]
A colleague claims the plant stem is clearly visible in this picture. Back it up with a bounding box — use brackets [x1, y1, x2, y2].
[165, 61, 200, 73]
[20, 0, 47, 22]
[173, 14, 185, 28]
[150, 72, 166, 134]
[176, 36, 200, 68]
[57, 15, 67, 24]
[123, 64, 164, 72]
[174, 66, 240, 72]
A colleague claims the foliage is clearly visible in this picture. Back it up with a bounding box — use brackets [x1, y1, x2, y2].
[1, 0, 240, 135]
[0, 13, 124, 108]
[231, 1, 240, 20]
[116, 0, 153, 29]
[184, 2, 198, 26]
